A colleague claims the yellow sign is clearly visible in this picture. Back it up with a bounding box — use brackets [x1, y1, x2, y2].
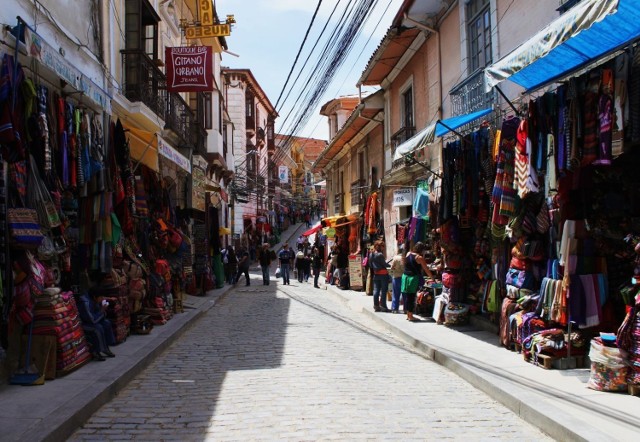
[200, 0, 213, 25]
[185, 23, 231, 39]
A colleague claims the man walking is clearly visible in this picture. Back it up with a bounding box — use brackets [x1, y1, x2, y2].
[278, 243, 293, 285]
[235, 248, 251, 286]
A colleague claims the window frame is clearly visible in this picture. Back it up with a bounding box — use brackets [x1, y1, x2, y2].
[466, 0, 492, 72]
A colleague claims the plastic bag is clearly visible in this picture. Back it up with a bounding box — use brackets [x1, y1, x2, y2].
[275, 267, 281, 278]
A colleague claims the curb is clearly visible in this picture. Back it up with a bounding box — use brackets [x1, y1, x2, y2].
[325, 284, 614, 442]
[25, 285, 234, 442]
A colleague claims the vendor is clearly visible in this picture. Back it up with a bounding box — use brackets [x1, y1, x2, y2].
[76, 286, 116, 361]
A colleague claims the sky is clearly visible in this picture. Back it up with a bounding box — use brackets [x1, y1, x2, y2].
[218, 0, 405, 141]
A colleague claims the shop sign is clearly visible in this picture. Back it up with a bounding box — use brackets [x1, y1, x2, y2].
[165, 46, 213, 92]
[158, 136, 191, 173]
[191, 155, 207, 211]
[278, 166, 289, 183]
[348, 254, 363, 290]
[392, 188, 414, 207]
[22, 23, 110, 112]
[185, 24, 231, 40]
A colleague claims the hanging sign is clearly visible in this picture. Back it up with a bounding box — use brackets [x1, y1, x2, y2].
[392, 188, 414, 207]
[278, 166, 289, 183]
[191, 155, 207, 211]
[165, 46, 213, 92]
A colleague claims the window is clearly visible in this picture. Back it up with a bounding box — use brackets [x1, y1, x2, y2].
[245, 93, 254, 118]
[401, 86, 414, 129]
[467, 0, 492, 72]
[358, 151, 365, 180]
[203, 93, 212, 130]
[125, 0, 159, 59]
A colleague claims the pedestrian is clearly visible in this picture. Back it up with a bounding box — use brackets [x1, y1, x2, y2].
[302, 248, 312, 282]
[295, 248, 305, 282]
[311, 247, 323, 288]
[402, 242, 434, 321]
[222, 245, 238, 284]
[258, 243, 272, 285]
[235, 247, 251, 286]
[278, 243, 293, 285]
[389, 245, 405, 313]
[368, 239, 391, 312]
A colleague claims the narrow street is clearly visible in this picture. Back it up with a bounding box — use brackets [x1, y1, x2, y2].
[69, 269, 551, 441]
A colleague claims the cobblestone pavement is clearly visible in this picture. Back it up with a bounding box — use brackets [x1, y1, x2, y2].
[69, 273, 553, 441]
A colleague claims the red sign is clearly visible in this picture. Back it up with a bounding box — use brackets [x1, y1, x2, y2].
[165, 46, 213, 92]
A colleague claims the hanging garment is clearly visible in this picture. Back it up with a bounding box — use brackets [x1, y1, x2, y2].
[595, 92, 613, 165]
[582, 71, 600, 165]
[545, 134, 557, 197]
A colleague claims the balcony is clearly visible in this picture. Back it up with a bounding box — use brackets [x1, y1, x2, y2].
[121, 49, 205, 150]
[391, 126, 416, 151]
[450, 68, 495, 118]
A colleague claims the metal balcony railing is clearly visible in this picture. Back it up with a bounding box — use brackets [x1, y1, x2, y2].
[334, 193, 344, 215]
[121, 49, 205, 150]
[391, 126, 416, 151]
[450, 68, 495, 117]
[350, 179, 366, 208]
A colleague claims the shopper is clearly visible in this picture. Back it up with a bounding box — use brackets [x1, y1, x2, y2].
[311, 247, 323, 288]
[258, 243, 273, 285]
[222, 245, 238, 284]
[295, 248, 306, 283]
[402, 241, 434, 321]
[235, 248, 251, 286]
[278, 243, 293, 285]
[389, 245, 405, 313]
[369, 240, 391, 312]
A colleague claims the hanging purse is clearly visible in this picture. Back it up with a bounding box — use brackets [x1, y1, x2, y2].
[28, 154, 61, 229]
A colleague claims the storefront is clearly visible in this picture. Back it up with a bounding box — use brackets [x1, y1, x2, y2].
[397, 0, 640, 393]
[0, 20, 211, 383]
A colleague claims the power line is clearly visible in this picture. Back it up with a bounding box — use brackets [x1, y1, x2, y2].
[274, 0, 324, 110]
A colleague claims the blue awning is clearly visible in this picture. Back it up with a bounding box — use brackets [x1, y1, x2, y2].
[393, 107, 493, 161]
[434, 108, 493, 138]
[485, 0, 640, 92]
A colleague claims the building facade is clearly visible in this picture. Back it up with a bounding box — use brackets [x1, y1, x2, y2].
[222, 68, 277, 243]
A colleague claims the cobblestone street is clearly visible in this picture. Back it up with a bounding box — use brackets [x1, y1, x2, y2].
[69, 273, 552, 441]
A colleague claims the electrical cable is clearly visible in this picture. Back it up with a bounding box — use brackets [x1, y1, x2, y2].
[273, 0, 324, 110]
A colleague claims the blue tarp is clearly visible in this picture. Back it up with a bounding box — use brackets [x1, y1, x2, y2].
[435, 108, 493, 138]
[485, 0, 640, 92]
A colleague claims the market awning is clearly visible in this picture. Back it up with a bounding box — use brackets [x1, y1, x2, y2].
[219, 227, 231, 235]
[392, 108, 493, 161]
[301, 222, 322, 237]
[125, 126, 159, 172]
[484, 0, 640, 92]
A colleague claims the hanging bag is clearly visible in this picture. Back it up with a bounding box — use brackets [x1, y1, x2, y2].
[27, 154, 61, 229]
[7, 207, 44, 249]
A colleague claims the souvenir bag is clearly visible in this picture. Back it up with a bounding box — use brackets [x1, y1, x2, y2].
[8, 207, 44, 249]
